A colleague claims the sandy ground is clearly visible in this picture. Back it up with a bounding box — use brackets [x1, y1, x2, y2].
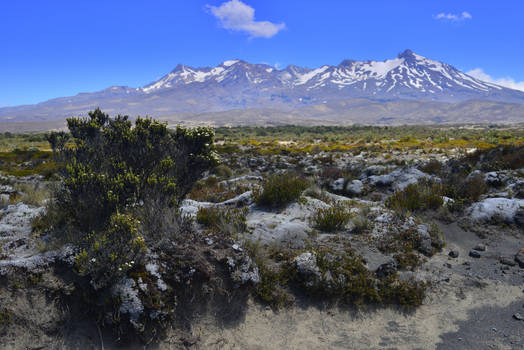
[0, 219, 522, 350]
[162, 221, 523, 350]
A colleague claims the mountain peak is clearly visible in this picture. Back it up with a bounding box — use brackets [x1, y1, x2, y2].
[398, 49, 416, 60]
[220, 59, 242, 67]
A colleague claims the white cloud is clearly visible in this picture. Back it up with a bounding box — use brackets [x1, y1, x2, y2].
[467, 68, 524, 92]
[207, 0, 285, 38]
[434, 11, 472, 21]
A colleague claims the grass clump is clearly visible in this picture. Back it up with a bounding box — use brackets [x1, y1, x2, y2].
[386, 181, 443, 214]
[196, 206, 248, 236]
[254, 173, 308, 208]
[312, 203, 350, 232]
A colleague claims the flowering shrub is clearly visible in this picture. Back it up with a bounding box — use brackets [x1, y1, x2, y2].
[47, 108, 218, 288]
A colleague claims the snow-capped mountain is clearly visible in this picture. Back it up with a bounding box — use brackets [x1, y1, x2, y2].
[137, 49, 520, 103]
[1, 50, 523, 124]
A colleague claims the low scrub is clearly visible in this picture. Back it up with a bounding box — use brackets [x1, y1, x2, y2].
[311, 203, 350, 232]
[386, 181, 443, 214]
[196, 206, 248, 236]
[254, 173, 308, 208]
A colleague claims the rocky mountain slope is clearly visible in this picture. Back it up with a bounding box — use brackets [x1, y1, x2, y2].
[1, 50, 524, 124]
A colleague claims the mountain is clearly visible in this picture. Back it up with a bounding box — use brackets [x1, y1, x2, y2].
[1, 50, 523, 125]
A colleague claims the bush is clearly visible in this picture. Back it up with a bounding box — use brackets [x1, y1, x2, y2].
[254, 173, 308, 208]
[386, 181, 443, 214]
[74, 212, 146, 289]
[46, 108, 218, 288]
[312, 203, 350, 232]
[419, 159, 442, 175]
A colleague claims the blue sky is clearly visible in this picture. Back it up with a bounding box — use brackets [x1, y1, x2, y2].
[1, 0, 523, 107]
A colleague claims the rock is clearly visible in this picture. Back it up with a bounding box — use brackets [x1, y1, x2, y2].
[515, 248, 524, 268]
[331, 178, 345, 192]
[484, 172, 505, 187]
[416, 224, 434, 256]
[375, 261, 397, 279]
[513, 313, 524, 321]
[294, 252, 321, 278]
[469, 250, 481, 258]
[366, 167, 436, 191]
[466, 170, 483, 180]
[499, 257, 516, 267]
[448, 250, 459, 258]
[468, 198, 524, 224]
[345, 180, 364, 196]
[473, 243, 487, 252]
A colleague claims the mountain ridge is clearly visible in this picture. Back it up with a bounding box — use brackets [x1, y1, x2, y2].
[1, 50, 523, 124]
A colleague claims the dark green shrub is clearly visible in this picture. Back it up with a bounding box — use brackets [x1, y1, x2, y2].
[312, 203, 350, 232]
[46, 108, 217, 288]
[254, 173, 308, 208]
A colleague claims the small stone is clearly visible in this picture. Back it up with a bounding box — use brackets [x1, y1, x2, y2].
[469, 250, 481, 258]
[499, 257, 516, 267]
[444, 263, 452, 269]
[513, 313, 524, 321]
[232, 244, 242, 251]
[448, 250, 459, 258]
[473, 244, 486, 252]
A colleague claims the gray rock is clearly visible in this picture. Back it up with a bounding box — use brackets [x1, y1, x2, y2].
[484, 172, 505, 187]
[473, 243, 487, 252]
[294, 252, 321, 278]
[331, 178, 345, 192]
[345, 179, 364, 196]
[513, 313, 524, 321]
[417, 224, 434, 256]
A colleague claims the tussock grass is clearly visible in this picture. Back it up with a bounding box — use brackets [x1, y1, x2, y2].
[254, 173, 308, 208]
[386, 181, 443, 214]
[312, 203, 350, 232]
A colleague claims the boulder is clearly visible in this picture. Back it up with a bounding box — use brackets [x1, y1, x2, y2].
[484, 172, 505, 187]
[468, 198, 524, 224]
[331, 178, 345, 192]
[345, 180, 364, 196]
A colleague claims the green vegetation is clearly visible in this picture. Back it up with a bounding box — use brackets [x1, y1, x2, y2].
[196, 206, 248, 236]
[43, 108, 218, 289]
[386, 181, 444, 214]
[311, 203, 350, 232]
[254, 173, 308, 208]
[214, 124, 524, 156]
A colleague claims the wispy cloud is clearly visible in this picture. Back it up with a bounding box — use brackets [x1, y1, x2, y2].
[434, 11, 472, 22]
[467, 68, 524, 92]
[207, 0, 285, 38]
